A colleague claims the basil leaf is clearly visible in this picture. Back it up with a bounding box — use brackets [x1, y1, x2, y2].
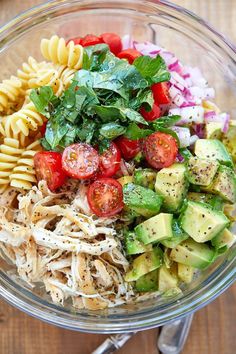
[30, 86, 58, 118]
[125, 123, 153, 140]
[129, 89, 154, 111]
[77, 118, 96, 143]
[152, 115, 181, 128]
[99, 122, 126, 139]
[120, 108, 148, 125]
[179, 148, 193, 160]
[94, 105, 126, 122]
[83, 44, 109, 71]
[133, 55, 171, 84]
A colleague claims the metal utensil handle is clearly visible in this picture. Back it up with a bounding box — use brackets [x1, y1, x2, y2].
[158, 314, 193, 354]
[91, 332, 136, 354]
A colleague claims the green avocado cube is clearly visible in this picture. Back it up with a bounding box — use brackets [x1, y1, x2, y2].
[161, 220, 189, 248]
[181, 201, 229, 242]
[211, 228, 236, 250]
[222, 121, 236, 162]
[158, 265, 178, 292]
[170, 238, 216, 269]
[178, 263, 194, 284]
[135, 213, 173, 245]
[187, 157, 219, 186]
[134, 168, 157, 190]
[194, 139, 233, 167]
[125, 231, 152, 255]
[123, 183, 163, 218]
[125, 248, 163, 282]
[135, 269, 159, 292]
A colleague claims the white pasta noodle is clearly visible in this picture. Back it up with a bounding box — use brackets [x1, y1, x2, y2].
[55, 64, 77, 89]
[28, 67, 64, 96]
[3, 102, 45, 142]
[40, 35, 83, 69]
[0, 138, 23, 187]
[17, 56, 49, 89]
[10, 140, 42, 190]
[0, 75, 24, 114]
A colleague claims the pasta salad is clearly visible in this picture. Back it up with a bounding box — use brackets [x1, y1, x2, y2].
[0, 32, 235, 310]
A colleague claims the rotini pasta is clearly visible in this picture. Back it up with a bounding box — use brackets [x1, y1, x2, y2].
[10, 140, 42, 190]
[3, 102, 45, 145]
[17, 56, 48, 89]
[28, 67, 64, 96]
[0, 76, 24, 114]
[55, 65, 77, 89]
[40, 35, 83, 70]
[0, 138, 23, 187]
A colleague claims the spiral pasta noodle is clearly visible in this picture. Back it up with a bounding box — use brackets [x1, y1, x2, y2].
[0, 138, 23, 187]
[10, 140, 42, 190]
[3, 102, 45, 145]
[0, 76, 24, 114]
[17, 56, 48, 89]
[28, 67, 64, 96]
[40, 35, 83, 70]
[55, 65, 77, 89]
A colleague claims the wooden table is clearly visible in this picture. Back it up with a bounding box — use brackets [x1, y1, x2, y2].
[0, 1, 235, 353]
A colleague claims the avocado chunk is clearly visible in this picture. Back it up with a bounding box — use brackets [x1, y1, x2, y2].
[170, 238, 215, 269]
[117, 175, 133, 187]
[194, 139, 233, 167]
[187, 157, 219, 186]
[178, 263, 194, 284]
[203, 165, 236, 204]
[187, 192, 224, 211]
[155, 163, 188, 212]
[125, 231, 152, 255]
[135, 213, 173, 245]
[123, 183, 163, 218]
[161, 219, 188, 248]
[125, 248, 163, 282]
[222, 121, 236, 162]
[134, 168, 157, 190]
[211, 228, 236, 250]
[206, 122, 223, 139]
[181, 201, 229, 242]
[135, 269, 159, 292]
[158, 265, 178, 292]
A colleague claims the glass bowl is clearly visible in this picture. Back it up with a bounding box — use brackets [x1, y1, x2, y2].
[0, 0, 235, 333]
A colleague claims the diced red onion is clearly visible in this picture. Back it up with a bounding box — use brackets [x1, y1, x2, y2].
[192, 124, 205, 138]
[176, 153, 185, 162]
[221, 113, 230, 133]
[122, 35, 134, 50]
[189, 134, 199, 145]
[133, 41, 161, 57]
[204, 111, 216, 119]
[171, 127, 191, 147]
[170, 106, 205, 125]
[120, 159, 130, 176]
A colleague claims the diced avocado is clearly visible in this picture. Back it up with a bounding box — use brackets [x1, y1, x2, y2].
[134, 168, 157, 190]
[155, 163, 188, 212]
[180, 201, 229, 242]
[170, 238, 215, 269]
[178, 263, 194, 284]
[222, 121, 236, 162]
[125, 248, 163, 282]
[158, 265, 178, 292]
[125, 231, 152, 255]
[187, 157, 219, 186]
[203, 165, 236, 204]
[117, 175, 133, 187]
[187, 192, 224, 211]
[135, 213, 173, 245]
[205, 122, 223, 139]
[135, 269, 159, 292]
[123, 183, 163, 218]
[211, 228, 236, 250]
[224, 203, 236, 222]
[194, 139, 233, 167]
[161, 219, 189, 248]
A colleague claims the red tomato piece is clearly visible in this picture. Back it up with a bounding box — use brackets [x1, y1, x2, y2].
[140, 103, 161, 122]
[117, 49, 142, 64]
[100, 32, 122, 55]
[152, 82, 170, 105]
[40, 121, 47, 136]
[80, 34, 103, 47]
[143, 132, 178, 169]
[87, 178, 123, 217]
[97, 142, 121, 178]
[34, 151, 67, 191]
[115, 136, 140, 160]
[62, 143, 99, 179]
[66, 37, 82, 45]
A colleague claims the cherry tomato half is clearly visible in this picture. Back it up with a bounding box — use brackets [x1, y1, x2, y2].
[117, 49, 142, 64]
[87, 178, 123, 217]
[66, 37, 82, 45]
[40, 121, 47, 137]
[140, 103, 161, 122]
[34, 151, 67, 191]
[115, 136, 140, 160]
[143, 132, 178, 169]
[100, 33, 122, 55]
[97, 142, 121, 178]
[62, 143, 99, 179]
[152, 82, 170, 105]
[80, 34, 103, 47]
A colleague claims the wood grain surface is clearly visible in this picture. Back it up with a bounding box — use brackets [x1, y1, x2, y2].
[0, 1, 235, 353]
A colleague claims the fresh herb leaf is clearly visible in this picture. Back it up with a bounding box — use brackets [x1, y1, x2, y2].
[178, 148, 193, 160]
[153, 127, 180, 146]
[125, 123, 153, 140]
[30, 86, 58, 118]
[77, 118, 96, 143]
[129, 89, 154, 111]
[94, 105, 148, 125]
[83, 44, 109, 71]
[121, 108, 148, 125]
[133, 55, 171, 84]
[152, 115, 181, 128]
[99, 122, 126, 139]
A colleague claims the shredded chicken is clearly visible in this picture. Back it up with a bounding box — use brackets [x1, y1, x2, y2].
[0, 180, 136, 310]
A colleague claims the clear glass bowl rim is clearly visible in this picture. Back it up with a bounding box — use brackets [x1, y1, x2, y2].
[0, 0, 235, 333]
